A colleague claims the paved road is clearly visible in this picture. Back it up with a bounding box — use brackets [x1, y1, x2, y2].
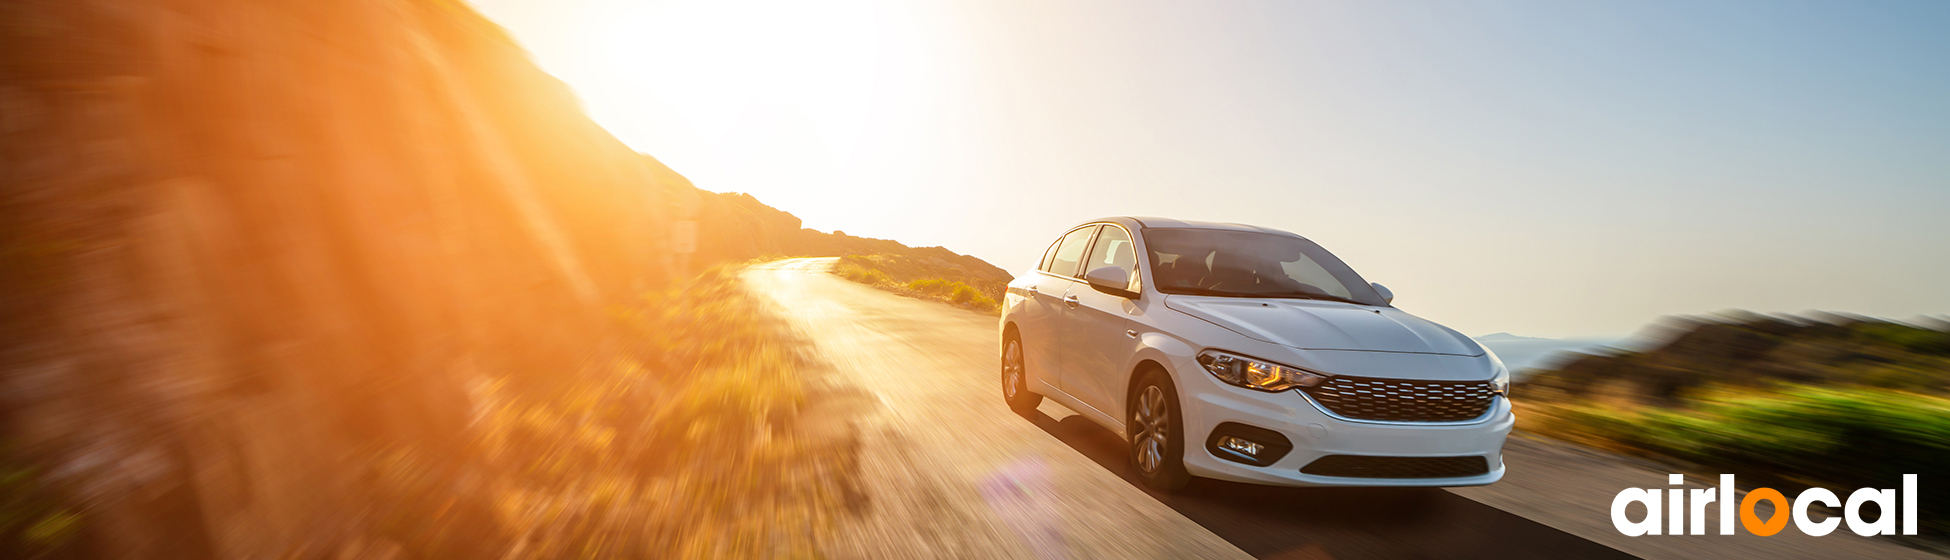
[749, 258, 1249, 559]
[746, 258, 1942, 560]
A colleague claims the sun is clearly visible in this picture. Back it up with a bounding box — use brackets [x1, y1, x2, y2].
[564, 0, 911, 152]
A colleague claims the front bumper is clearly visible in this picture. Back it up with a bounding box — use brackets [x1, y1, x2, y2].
[1175, 358, 1515, 487]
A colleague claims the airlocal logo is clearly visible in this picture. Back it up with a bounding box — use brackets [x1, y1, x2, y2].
[1612, 474, 1919, 537]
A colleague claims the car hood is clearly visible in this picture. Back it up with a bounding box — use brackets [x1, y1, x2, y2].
[1164, 296, 1483, 356]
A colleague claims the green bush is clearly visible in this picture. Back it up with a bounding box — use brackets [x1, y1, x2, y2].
[1856, 323, 1950, 356]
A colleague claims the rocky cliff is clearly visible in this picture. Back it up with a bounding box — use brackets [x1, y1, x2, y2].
[0, 0, 696, 557]
[681, 177, 1009, 284]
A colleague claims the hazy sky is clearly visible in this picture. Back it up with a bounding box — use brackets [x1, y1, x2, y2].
[467, 0, 1949, 338]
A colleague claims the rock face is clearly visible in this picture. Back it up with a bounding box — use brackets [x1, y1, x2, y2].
[685, 183, 1011, 283]
[0, 1, 693, 557]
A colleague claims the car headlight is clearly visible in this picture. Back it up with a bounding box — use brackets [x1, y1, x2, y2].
[1486, 348, 1511, 397]
[1196, 350, 1330, 392]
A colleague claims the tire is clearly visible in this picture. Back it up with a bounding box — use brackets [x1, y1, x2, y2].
[1130, 368, 1191, 490]
[1002, 335, 1042, 413]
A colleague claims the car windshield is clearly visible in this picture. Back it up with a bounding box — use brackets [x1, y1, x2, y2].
[1142, 228, 1385, 305]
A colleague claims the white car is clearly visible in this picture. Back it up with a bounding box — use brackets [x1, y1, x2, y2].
[999, 217, 1512, 490]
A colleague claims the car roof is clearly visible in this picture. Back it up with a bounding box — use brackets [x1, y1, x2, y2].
[1080, 216, 1308, 239]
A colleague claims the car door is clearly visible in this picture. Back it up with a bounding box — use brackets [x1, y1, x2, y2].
[1022, 225, 1099, 385]
[1058, 224, 1143, 417]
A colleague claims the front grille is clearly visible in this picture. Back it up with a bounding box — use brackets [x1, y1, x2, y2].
[1300, 455, 1490, 479]
[1299, 375, 1496, 422]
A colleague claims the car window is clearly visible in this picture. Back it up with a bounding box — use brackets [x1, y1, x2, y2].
[1038, 237, 1062, 272]
[1042, 226, 1099, 277]
[1082, 226, 1138, 290]
[1142, 228, 1383, 305]
[1278, 257, 1352, 299]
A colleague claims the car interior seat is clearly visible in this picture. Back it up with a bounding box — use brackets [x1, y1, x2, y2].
[1153, 254, 1197, 288]
[1203, 251, 1256, 289]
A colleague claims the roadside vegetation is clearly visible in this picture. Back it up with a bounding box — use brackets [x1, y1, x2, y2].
[1518, 314, 1950, 537]
[834, 255, 1002, 312]
[1, 445, 81, 558]
[367, 267, 854, 558]
[745, 253, 790, 265]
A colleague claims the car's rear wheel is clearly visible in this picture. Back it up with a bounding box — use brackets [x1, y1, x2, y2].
[1131, 368, 1191, 490]
[1002, 336, 1042, 413]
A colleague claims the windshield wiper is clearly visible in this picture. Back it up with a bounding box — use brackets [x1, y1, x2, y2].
[1162, 287, 1249, 298]
[1164, 287, 1367, 305]
[1240, 292, 1365, 304]
[1265, 292, 1366, 305]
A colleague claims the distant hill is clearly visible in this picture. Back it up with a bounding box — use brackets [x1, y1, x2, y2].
[1471, 334, 1617, 377]
[1522, 313, 1950, 403]
[645, 155, 1008, 284]
[1475, 332, 1550, 342]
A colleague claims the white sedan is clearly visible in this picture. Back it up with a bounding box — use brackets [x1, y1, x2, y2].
[999, 217, 1512, 490]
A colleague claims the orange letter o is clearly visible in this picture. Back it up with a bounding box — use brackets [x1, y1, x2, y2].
[1740, 488, 1790, 536]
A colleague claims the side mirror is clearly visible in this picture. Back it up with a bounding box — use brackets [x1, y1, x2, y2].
[1370, 282, 1394, 305]
[1085, 266, 1139, 299]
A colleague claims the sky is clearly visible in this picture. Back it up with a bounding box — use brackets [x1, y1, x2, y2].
[466, 0, 1949, 339]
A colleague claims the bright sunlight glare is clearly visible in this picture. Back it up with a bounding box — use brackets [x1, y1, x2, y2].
[528, 0, 966, 232]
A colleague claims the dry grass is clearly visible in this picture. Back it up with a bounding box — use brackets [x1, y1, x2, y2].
[833, 256, 1000, 312]
[365, 267, 852, 558]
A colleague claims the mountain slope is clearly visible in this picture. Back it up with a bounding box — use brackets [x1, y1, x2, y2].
[677, 177, 1007, 282]
[0, 2, 1006, 557]
[1523, 313, 1950, 403]
[1, 1, 696, 556]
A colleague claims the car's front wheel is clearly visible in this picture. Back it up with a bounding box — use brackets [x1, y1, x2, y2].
[1130, 368, 1191, 490]
[1002, 336, 1042, 413]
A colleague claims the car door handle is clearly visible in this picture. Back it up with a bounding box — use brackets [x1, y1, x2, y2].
[1027, 285, 1038, 293]
[1063, 295, 1079, 308]
[1126, 330, 1139, 338]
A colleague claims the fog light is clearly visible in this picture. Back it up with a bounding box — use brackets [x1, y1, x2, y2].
[1206, 422, 1293, 466]
[1217, 436, 1263, 457]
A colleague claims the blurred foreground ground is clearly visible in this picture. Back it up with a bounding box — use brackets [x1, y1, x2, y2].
[745, 258, 1249, 559]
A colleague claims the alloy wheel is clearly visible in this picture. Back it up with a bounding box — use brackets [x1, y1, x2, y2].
[1003, 341, 1024, 399]
[1133, 385, 1169, 474]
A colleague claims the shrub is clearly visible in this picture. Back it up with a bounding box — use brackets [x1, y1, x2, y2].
[904, 279, 998, 311]
[831, 255, 1002, 312]
[835, 262, 894, 287]
[1856, 322, 1950, 356]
